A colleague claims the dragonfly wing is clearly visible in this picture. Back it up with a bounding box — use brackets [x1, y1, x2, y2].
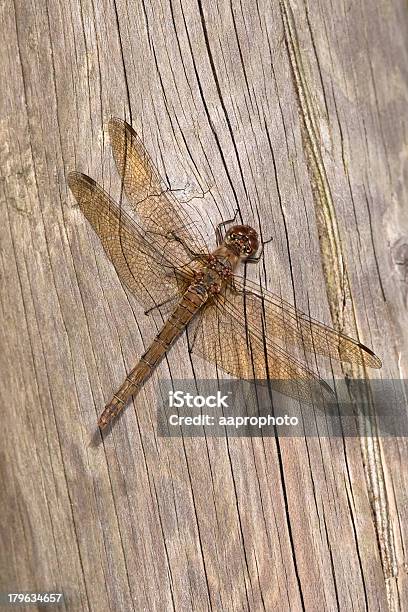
[231, 277, 381, 368]
[188, 293, 334, 405]
[108, 117, 209, 261]
[68, 172, 192, 311]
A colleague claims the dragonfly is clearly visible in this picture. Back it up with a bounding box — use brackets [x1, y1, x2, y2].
[68, 118, 382, 431]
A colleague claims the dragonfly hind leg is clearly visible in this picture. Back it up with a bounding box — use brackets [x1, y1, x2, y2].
[144, 294, 180, 316]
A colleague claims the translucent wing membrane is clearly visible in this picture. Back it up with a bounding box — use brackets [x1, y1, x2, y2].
[68, 172, 192, 311]
[108, 117, 209, 258]
[231, 277, 382, 368]
[189, 293, 334, 405]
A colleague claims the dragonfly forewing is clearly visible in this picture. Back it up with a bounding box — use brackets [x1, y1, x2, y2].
[108, 118, 210, 260]
[68, 172, 195, 312]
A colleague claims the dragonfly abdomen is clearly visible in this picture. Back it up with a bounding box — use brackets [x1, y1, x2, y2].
[98, 284, 208, 429]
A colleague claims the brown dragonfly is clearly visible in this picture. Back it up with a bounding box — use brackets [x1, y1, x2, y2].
[68, 118, 381, 430]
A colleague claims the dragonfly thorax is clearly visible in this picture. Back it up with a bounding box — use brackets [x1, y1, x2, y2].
[194, 266, 224, 294]
[206, 254, 233, 278]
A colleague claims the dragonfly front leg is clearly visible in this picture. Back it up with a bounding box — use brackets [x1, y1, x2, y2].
[215, 209, 239, 245]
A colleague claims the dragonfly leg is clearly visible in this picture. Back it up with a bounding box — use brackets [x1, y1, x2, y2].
[228, 279, 257, 298]
[245, 236, 273, 263]
[215, 209, 240, 245]
[167, 231, 203, 259]
[144, 295, 179, 315]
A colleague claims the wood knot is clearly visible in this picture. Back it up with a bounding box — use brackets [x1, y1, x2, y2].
[392, 239, 408, 282]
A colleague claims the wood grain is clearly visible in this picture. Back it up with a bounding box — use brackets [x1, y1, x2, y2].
[1, 1, 407, 610]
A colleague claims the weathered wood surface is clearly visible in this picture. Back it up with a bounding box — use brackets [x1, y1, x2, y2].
[1, 1, 408, 610]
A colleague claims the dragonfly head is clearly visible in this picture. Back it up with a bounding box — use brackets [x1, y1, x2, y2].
[224, 225, 259, 258]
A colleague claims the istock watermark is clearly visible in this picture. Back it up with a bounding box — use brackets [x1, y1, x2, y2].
[169, 390, 231, 408]
[157, 379, 408, 437]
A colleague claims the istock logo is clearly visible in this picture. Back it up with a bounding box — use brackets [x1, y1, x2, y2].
[169, 390, 231, 408]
